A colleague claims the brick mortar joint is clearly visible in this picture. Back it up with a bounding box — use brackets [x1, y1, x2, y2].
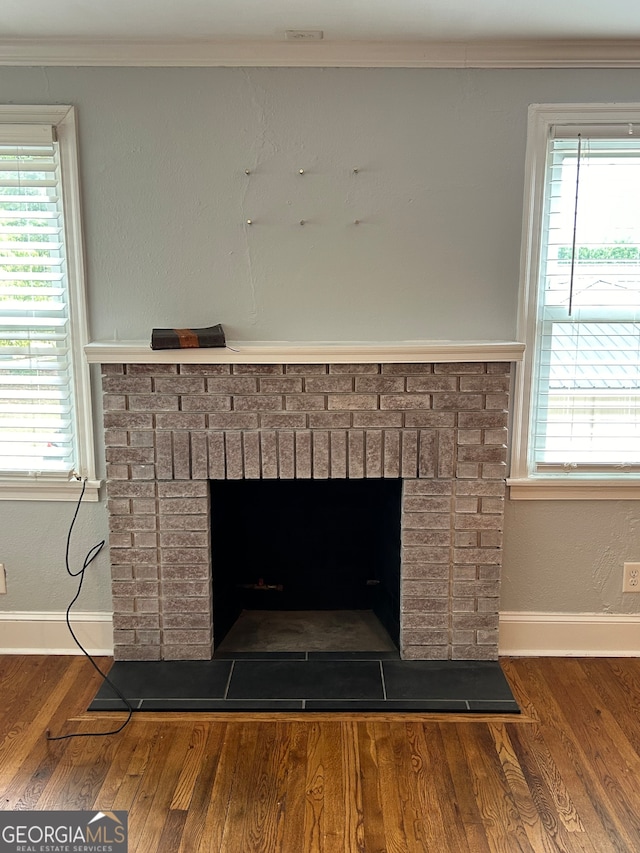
[107, 363, 504, 660]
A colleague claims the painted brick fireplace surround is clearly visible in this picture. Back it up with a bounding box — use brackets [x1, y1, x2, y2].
[100, 357, 511, 662]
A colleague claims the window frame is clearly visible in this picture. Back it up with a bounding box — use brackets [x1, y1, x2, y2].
[0, 105, 99, 501]
[509, 103, 640, 500]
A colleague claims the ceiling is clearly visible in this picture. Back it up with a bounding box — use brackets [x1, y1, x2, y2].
[1, 0, 640, 67]
[2, 0, 640, 42]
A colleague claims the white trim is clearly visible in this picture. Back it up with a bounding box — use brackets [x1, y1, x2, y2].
[1, 39, 640, 68]
[510, 102, 640, 485]
[0, 106, 97, 490]
[0, 105, 73, 124]
[508, 478, 640, 500]
[500, 611, 640, 656]
[56, 108, 97, 484]
[0, 124, 54, 144]
[0, 478, 101, 501]
[0, 611, 113, 654]
[1, 610, 637, 657]
[85, 340, 525, 365]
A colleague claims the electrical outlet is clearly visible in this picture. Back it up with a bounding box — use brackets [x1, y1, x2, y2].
[0, 563, 6, 595]
[623, 562, 640, 593]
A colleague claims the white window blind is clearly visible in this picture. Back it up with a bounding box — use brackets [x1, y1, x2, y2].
[0, 130, 77, 475]
[531, 130, 640, 473]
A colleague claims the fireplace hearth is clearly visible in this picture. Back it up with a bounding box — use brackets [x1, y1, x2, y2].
[102, 359, 510, 662]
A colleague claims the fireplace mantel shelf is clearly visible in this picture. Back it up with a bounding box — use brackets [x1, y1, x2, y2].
[85, 340, 525, 364]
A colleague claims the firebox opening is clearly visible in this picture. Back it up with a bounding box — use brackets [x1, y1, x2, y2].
[210, 478, 402, 652]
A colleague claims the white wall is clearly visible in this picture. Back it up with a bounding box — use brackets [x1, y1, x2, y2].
[1, 65, 640, 617]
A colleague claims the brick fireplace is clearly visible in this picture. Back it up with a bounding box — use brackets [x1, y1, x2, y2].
[100, 357, 511, 662]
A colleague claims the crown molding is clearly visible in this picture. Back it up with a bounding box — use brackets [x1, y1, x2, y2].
[1, 38, 640, 68]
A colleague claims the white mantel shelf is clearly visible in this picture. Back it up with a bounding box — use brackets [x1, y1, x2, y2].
[85, 340, 525, 365]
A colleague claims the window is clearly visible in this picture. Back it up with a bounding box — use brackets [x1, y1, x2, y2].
[510, 104, 640, 499]
[0, 106, 98, 500]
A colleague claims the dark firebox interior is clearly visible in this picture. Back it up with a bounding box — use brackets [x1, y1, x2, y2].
[210, 478, 402, 649]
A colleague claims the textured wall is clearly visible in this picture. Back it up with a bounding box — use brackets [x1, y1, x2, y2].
[1, 65, 640, 617]
[0, 499, 109, 611]
[4, 66, 531, 343]
[502, 500, 640, 613]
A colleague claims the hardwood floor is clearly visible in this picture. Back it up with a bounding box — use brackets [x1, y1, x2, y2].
[1, 655, 640, 852]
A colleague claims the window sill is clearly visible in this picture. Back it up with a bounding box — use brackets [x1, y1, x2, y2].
[507, 478, 640, 500]
[0, 478, 102, 502]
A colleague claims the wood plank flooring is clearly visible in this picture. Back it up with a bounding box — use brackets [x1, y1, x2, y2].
[1, 655, 640, 852]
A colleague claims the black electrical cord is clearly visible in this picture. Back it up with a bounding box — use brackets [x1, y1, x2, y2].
[46, 478, 134, 740]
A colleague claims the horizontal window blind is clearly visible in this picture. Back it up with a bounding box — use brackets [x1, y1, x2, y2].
[532, 131, 640, 471]
[0, 137, 77, 474]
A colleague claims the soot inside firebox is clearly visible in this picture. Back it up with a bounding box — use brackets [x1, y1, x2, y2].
[210, 478, 402, 651]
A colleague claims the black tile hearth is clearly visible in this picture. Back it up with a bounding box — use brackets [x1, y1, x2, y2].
[382, 660, 516, 702]
[304, 700, 469, 711]
[227, 660, 384, 701]
[141, 699, 305, 711]
[88, 654, 520, 713]
[89, 660, 232, 710]
[308, 650, 401, 660]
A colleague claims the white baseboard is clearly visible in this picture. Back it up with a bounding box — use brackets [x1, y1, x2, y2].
[499, 612, 640, 657]
[0, 611, 638, 657]
[0, 611, 113, 655]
